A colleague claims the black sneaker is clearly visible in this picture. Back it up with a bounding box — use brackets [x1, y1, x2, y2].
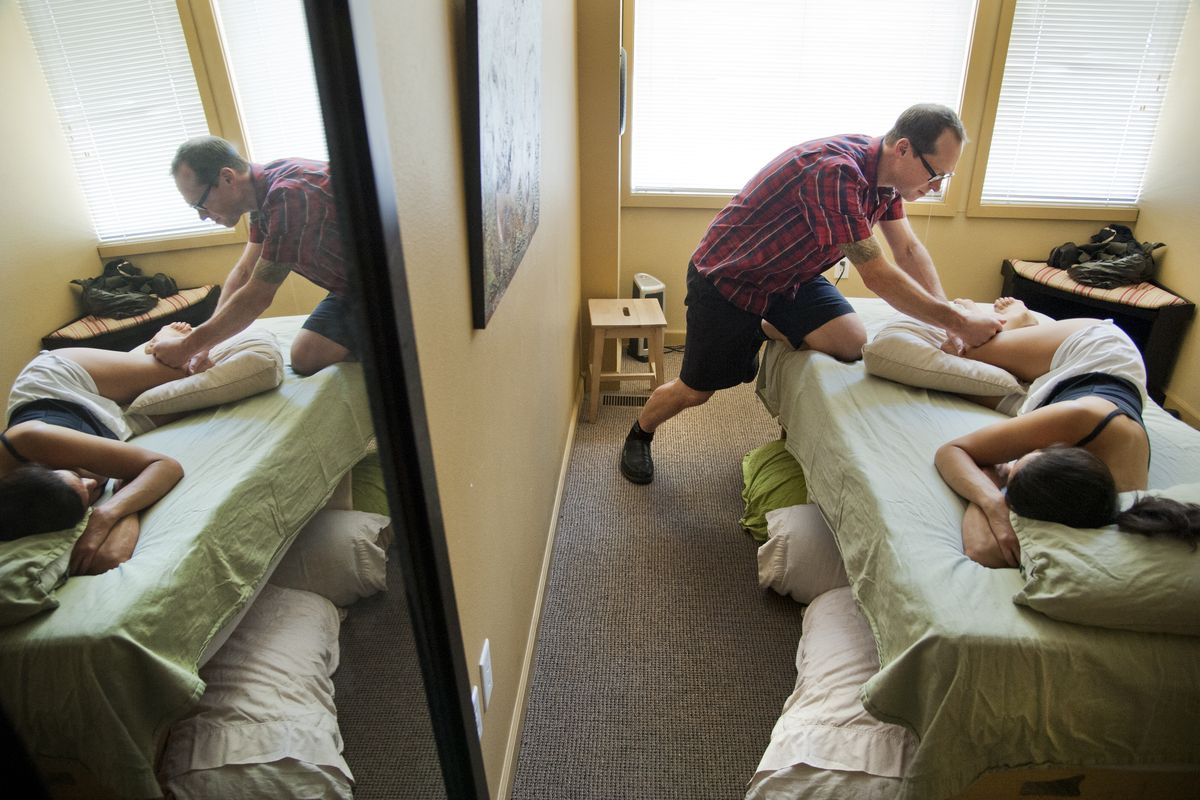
[620, 423, 654, 484]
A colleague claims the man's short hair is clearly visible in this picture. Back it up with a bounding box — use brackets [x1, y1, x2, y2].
[0, 465, 86, 541]
[171, 135, 250, 184]
[884, 104, 968, 154]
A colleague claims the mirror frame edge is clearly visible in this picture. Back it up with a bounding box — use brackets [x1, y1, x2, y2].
[302, 1, 490, 797]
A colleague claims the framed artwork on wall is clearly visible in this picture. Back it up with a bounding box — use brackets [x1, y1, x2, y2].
[462, 0, 541, 329]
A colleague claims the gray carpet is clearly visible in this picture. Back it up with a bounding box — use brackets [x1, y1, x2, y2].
[510, 350, 806, 799]
[334, 542, 447, 799]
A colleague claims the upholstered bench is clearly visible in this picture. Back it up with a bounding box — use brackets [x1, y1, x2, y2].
[42, 284, 221, 352]
[1001, 259, 1194, 404]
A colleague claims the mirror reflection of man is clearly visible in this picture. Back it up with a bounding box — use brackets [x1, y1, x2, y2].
[149, 136, 357, 376]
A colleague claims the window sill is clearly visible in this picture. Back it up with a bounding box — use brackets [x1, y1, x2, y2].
[96, 226, 248, 259]
[622, 191, 957, 216]
[966, 203, 1138, 223]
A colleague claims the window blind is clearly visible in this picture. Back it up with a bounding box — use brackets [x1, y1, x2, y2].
[981, 0, 1189, 208]
[19, 0, 214, 243]
[213, 0, 328, 163]
[630, 0, 976, 196]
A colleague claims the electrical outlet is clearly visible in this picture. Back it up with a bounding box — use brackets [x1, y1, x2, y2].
[833, 258, 850, 281]
[471, 685, 483, 739]
[479, 639, 494, 710]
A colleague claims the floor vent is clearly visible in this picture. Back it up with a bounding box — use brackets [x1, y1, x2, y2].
[601, 394, 649, 407]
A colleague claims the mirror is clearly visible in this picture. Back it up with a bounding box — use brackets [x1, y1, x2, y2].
[0, 0, 486, 797]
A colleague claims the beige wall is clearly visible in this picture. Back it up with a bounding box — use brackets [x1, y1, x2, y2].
[1, 1, 101, 397]
[364, 1, 581, 794]
[0, 1, 327, 400]
[1135, 5, 1200, 425]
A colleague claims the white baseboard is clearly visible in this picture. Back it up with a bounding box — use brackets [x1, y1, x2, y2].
[496, 377, 583, 799]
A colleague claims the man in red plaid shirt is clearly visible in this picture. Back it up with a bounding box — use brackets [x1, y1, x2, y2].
[153, 136, 355, 377]
[621, 104, 1005, 485]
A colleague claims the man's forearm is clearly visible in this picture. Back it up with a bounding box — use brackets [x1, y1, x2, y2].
[842, 239, 961, 331]
[891, 239, 945, 300]
[216, 242, 263, 312]
[186, 281, 275, 352]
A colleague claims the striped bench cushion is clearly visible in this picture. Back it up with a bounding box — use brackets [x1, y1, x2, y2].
[1011, 260, 1186, 310]
[46, 285, 219, 341]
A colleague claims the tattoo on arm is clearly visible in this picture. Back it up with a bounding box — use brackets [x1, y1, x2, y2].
[251, 259, 292, 285]
[838, 237, 882, 266]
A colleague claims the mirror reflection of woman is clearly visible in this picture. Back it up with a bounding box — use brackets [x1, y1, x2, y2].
[0, 324, 202, 574]
[935, 299, 1200, 567]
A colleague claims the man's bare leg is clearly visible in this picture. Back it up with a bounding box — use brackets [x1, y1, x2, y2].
[763, 314, 867, 362]
[291, 329, 355, 376]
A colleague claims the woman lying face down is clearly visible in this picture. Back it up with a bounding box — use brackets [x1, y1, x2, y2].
[0, 324, 200, 574]
[932, 300, 1200, 568]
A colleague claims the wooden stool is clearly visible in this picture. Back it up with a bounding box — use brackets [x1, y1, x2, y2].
[587, 298, 667, 423]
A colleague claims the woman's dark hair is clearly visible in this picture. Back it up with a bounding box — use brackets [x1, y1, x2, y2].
[0, 465, 86, 541]
[1007, 445, 1200, 549]
[1116, 495, 1200, 551]
[1006, 445, 1116, 529]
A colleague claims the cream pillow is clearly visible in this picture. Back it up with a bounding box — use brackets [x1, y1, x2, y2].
[127, 328, 284, 415]
[747, 585, 915, 797]
[1012, 483, 1200, 636]
[863, 316, 1024, 396]
[757, 504, 848, 605]
[268, 510, 390, 607]
[0, 514, 87, 626]
[160, 584, 353, 797]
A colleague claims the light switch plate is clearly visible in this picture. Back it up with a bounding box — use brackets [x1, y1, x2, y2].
[479, 639, 494, 709]
[471, 685, 483, 739]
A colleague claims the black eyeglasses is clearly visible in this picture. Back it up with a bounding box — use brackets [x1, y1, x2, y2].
[915, 150, 954, 185]
[191, 181, 217, 212]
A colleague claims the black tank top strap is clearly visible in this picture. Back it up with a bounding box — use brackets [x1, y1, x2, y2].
[0, 431, 29, 463]
[1074, 408, 1127, 448]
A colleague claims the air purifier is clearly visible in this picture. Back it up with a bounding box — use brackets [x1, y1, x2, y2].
[627, 272, 666, 361]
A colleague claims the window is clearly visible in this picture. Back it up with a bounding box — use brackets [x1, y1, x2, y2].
[979, 0, 1189, 209]
[19, 0, 326, 247]
[212, 0, 327, 163]
[629, 0, 976, 196]
[19, 0, 212, 243]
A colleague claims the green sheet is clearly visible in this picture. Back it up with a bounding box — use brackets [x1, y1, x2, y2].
[0, 316, 374, 799]
[756, 299, 1200, 800]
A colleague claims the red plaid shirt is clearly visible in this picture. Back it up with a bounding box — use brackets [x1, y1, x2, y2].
[692, 135, 903, 315]
[248, 159, 348, 295]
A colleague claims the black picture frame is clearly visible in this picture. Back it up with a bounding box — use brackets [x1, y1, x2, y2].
[461, 0, 542, 329]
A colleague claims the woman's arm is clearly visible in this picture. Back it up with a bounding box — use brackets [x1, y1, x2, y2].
[7, 423, 184, 574]
[935, 404, 1095, 567]
[935, 442, 1018, 566]
[84, 514, 141, 575]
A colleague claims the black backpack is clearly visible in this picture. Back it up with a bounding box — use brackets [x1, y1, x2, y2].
[1047, 224, 1165, 290]
[71, 259, 179, 319]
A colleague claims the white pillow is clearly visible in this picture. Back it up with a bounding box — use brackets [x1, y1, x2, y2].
[160, 584, 353, 797]
[127, 328, 284, 415]
[1012, 483, 1200, 636]
[269, 510, 390, 607]
[862, 315, 1023, 396]
[748, 586, 915, 796]
[757, 504, 849, 605]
